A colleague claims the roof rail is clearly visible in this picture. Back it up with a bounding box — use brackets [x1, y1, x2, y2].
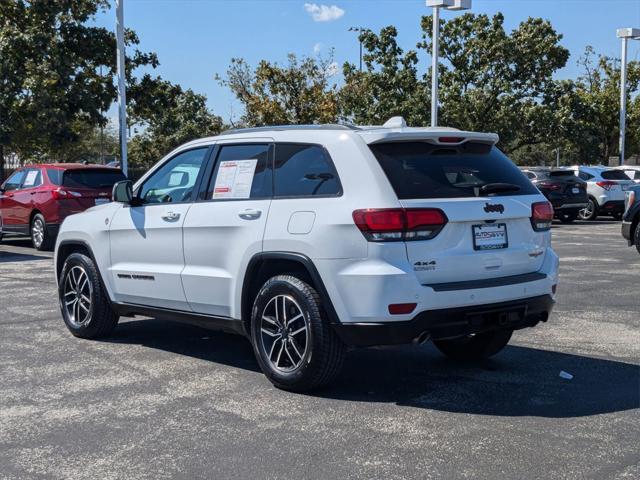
[219, 124, 361, 135]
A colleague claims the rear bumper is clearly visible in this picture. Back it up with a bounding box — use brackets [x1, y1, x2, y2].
[332, 294, 555, 347]
[600, 200, 625, 212]
[553, 202, 587, 212]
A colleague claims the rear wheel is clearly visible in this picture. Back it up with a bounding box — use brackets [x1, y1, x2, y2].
[31, 213, 53, 250]
[433, 329, 512, 361]
[59, 252, 119, 338]
[557, 212, 577, 224]
[250, 275, 346, 391]
[634, 222, 640, 255]
[578, 197, 598, 221]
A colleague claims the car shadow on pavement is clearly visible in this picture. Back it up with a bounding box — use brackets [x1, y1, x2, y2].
[106, 318, 261, 373]
[105, 318, 639, 419]
[0, 250, 51, 263]
[323, 343, 640, 418]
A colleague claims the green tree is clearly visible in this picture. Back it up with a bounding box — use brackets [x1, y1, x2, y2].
[340, 26, 428, 126]
[221, 54, 339, 126]
[0, 0, 158, 179]
[128, 81, 223, 169]
[568, 47, 640, 163]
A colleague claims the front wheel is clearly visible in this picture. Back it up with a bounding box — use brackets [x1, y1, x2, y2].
[250, 275, 346, 391]
[58, 252, 119, 338]
[578, 198, 599, 221]
[433, 329, 512, 361]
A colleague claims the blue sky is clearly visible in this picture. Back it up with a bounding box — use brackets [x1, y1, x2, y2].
[95, 0, 640, 122]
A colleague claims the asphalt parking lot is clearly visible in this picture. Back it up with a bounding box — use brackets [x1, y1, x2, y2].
[1, 221, 638, 480]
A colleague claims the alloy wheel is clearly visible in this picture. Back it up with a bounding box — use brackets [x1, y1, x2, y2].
[259, 294, 309, 372]
[63, 265, 93, 327]
[579, 200, 595, 220]
[32, 218, 45, 248]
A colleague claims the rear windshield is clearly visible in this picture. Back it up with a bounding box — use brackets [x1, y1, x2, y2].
[549, 170, 575, 177]
[61, 169, 126, 189]
[369, 142, 538, 199]
[601, 170, 630, 181]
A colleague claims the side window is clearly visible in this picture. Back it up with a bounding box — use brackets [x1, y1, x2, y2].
[138, 148, 209, 204]
[21, 169, 42, 188]
[578, 171, 593, 181]
[46, 168, 63, 185]
[274, 144, 341, 197]
[2, 170, 26, 191]
[635, 171, 640, 180]
[207, 144, 272, 199]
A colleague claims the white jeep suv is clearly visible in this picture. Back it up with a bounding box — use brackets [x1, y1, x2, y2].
[54, 119, 559, 391]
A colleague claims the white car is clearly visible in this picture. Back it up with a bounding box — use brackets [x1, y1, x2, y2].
[568, 166, 635, 220]
[613, 165, 640, 184]
[54, 118, 559, 391]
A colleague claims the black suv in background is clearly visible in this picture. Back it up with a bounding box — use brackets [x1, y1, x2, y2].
[622, 185, 640, 254]
[521, 168, 588, 224]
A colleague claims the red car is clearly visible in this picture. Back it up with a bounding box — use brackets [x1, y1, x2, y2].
[0, 164, 126, 250]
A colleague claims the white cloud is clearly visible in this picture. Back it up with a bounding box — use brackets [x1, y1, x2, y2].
[313, 42, 322, 55]
[304, 3, 345, 22]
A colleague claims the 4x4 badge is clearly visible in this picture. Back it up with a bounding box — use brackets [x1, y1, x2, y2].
[484, 203, 505, 214]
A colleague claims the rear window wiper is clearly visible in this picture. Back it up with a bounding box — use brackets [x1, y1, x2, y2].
[478, 183, 521, 195]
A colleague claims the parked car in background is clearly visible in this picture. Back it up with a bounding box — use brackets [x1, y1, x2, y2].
[521, 167, 588, 223]
[54, 119, 558, 391]
[622, 185, 640, 254]
[0, 164, 126, 250]
[613, 165, 640, 184]
[566, 166, 635, 221]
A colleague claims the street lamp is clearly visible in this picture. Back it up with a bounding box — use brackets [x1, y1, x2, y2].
[348, 27, 367, 72]
[115, 0, 128, 176]
[617, 27, 640, 166]
[426, 1, 472, 127]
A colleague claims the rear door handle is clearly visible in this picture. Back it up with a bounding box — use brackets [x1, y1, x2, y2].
[161, 211, 181, 222]
[238, 209, 262, 220]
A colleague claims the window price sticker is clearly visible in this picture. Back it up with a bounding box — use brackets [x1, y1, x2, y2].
[212, 159, 258, 199]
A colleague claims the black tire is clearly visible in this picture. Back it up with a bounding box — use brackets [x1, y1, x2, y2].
[634, 222, 640, 255]
[58, 252, 119, 339]
[433, 329, 513, 361]
[250, 275, 346, 392]
[557, 212, 577, 224]
[30, 213, 53, 250]
[578, 197, 599, 221]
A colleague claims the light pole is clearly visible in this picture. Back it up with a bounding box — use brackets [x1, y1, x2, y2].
[426, 1, 472, 127]
[348, 27, 366, 72]
[616, 27, 640, 166]
[116, 0, 128, 176]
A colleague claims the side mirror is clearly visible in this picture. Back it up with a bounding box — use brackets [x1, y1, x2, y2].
[112, 180, 133, 204]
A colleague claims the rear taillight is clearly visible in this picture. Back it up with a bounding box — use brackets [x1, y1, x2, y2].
[352, 208, 448, 242]
[51, 188, 69, 200]
[538, 182, 561, 191]
[531, 201, 554, 232]
[596, 181, 617, 191]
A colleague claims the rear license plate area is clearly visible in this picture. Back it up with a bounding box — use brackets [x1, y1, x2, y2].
[466, 306, 526, 328]
[472, 223, 508, 251]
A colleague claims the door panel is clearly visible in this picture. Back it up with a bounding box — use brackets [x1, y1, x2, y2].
[14, 169, 42, 225]
[0, 170, 27, 226]
[109, 203, 193, 309]
[182, 141, 273, 318]
[108, 147, 211, 310]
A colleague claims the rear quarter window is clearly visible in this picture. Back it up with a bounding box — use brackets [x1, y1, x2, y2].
[368, 142, 538, 199]
[601, 170, 631, 181]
